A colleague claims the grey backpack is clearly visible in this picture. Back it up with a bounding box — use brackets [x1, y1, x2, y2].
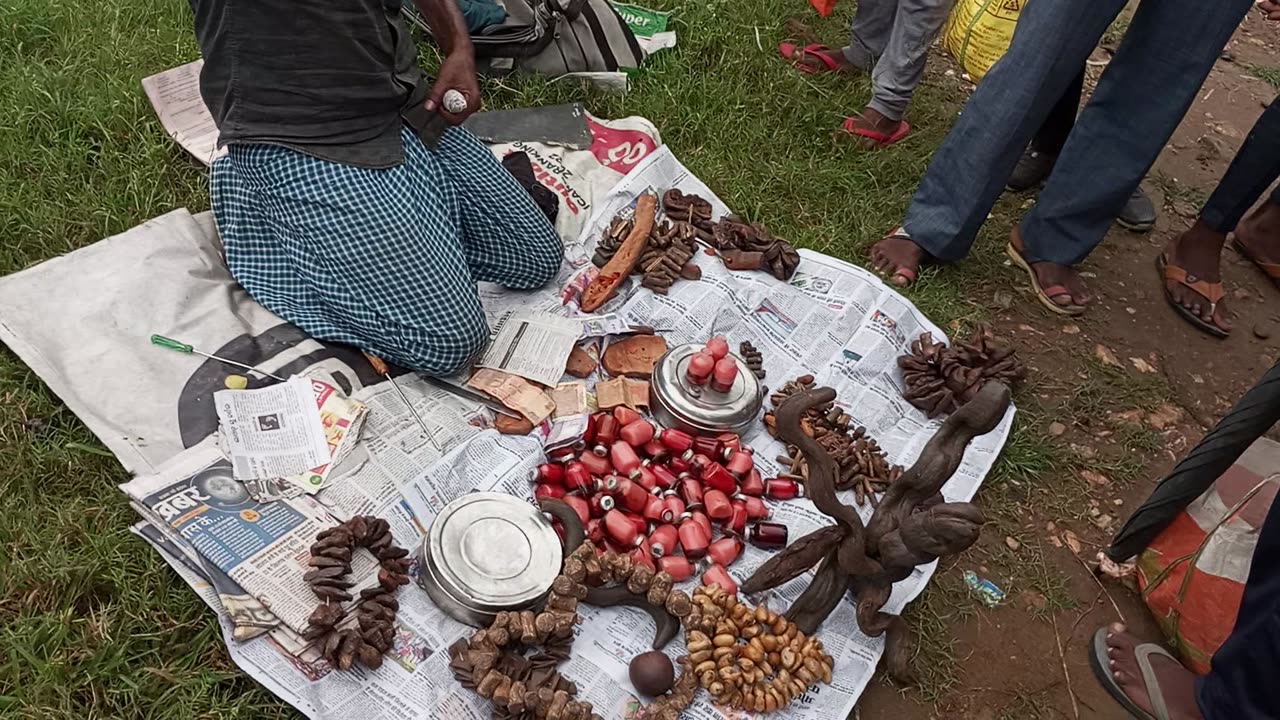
[402, 0, 643, 77]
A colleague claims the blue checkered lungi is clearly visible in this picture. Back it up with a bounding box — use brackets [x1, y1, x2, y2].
[210, 126, 564, 376]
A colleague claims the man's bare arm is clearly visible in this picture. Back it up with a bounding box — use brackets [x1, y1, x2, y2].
[412, 0, 473, 58]
[413, 0, 481, 120]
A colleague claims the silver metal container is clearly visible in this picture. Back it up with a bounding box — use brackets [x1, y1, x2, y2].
[649, 343, 765, 435]
[417, 492, 562, 627]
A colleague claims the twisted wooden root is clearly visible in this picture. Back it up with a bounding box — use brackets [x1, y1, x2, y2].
[764, 375, 903, 505]
[743, 382, 1010, 666]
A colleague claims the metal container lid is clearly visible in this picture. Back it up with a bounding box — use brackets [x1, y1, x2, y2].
[649, 343, 764, 435]
[424, 492, 561, 619]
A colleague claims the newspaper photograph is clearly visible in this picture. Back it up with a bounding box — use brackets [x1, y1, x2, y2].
[216, 376, 333, 480]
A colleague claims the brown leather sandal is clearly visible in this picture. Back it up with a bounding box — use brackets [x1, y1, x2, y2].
[1156, 253, 1228, 338]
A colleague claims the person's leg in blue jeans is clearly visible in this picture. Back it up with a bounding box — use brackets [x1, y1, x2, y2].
[1020, 0, 1254, 273]
[869, 0, 1125, 287]
[1160, 98, 1280, 336]
[1097, 488, 1280, 718]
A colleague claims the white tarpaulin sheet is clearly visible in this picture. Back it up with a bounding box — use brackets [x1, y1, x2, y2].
[0, 133, 1011, 719]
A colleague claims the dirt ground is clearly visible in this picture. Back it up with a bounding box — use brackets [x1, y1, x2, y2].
[859, 11, 1279, 720]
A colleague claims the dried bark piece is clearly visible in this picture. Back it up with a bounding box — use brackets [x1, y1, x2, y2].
[494, 413, 535, 435]
[308, 555, 349, 569]
[601, 334, 668, 379]
[721, 249, 764, 271]
[316, 546, 352, 563]
[311, 585, 353, 602]
[679, 263, 702, 281]
[741, 525, 843, 593]
[303, 566, 346, 582]
[308, 603, 344, 628]
[358, 643, 384, 670]
[581, 194, 657, 312]
[565, 346, 598, 378]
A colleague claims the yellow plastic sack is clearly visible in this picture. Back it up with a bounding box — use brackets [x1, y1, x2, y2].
[942, 0, 1025, 82]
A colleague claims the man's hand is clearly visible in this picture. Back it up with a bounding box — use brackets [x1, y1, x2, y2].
[426, 51, 482, 125]
[1261, 0, 1280, 21]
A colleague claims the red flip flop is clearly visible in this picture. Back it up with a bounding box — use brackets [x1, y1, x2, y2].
[839, 117, 911, 148]
[778, 42, 841, 74]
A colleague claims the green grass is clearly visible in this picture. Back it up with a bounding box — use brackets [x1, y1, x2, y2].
[0, 0, 1142, 717]
[1247, 63, 1280, 90]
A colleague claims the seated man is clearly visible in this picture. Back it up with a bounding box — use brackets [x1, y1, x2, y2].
[192, 0, 565, 376]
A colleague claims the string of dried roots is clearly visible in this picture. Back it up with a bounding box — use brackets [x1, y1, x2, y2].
[897, 324, 1025, 418]
[448, 540, 699, 720]
[303, 515, 411, 671]
[762, 375, 902, 506]
[739, 341, 766, 380]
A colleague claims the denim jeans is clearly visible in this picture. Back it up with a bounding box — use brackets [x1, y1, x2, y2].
[1199, 98, 1280, 234]
[902, 0, 1253, 265]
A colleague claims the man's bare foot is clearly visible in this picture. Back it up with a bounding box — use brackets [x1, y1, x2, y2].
[1235, 200, 1280, 278]
[1103, 624, 1204, 720]
[1164, 220, 1231, 332]
[780, 44, 859, 74]
[869, 229, 925, 287]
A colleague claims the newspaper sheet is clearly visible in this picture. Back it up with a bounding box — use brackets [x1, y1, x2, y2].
[216, 376, 333, 480]
[141, 59, 226, 165]
[478, 311, 581, 386]
[122, 145, 1012, 719]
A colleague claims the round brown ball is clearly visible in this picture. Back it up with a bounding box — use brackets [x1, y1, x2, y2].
[629, 650, 675, 696]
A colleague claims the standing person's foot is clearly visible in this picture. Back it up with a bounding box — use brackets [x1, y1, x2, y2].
[869, 227, 927, 287]
[1089, 624, 1204, 720]
[1118, 186, 1157, 232]
[1233, 200, 1280, 289]
[1007, 227, 1091, 315]
[1158, 220, 1231, 337]
[1006, 146, 1057, 192]
[838, 108, 910, 149]
[777, 43, 861, 74]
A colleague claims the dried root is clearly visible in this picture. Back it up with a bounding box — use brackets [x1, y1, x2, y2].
[898, 325, 1025, 418]
[450, 541, 698, 720]
[739, 341, 766, 380]
[763, 376, 902, 504]
[743, 383, 1011, 683]
[304, 515, 410, 671]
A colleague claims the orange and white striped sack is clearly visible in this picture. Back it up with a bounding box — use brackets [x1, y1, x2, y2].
[1137, 438, 1279, 674]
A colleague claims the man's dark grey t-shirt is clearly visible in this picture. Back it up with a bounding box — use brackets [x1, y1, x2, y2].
[190, 0, 428, 168]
